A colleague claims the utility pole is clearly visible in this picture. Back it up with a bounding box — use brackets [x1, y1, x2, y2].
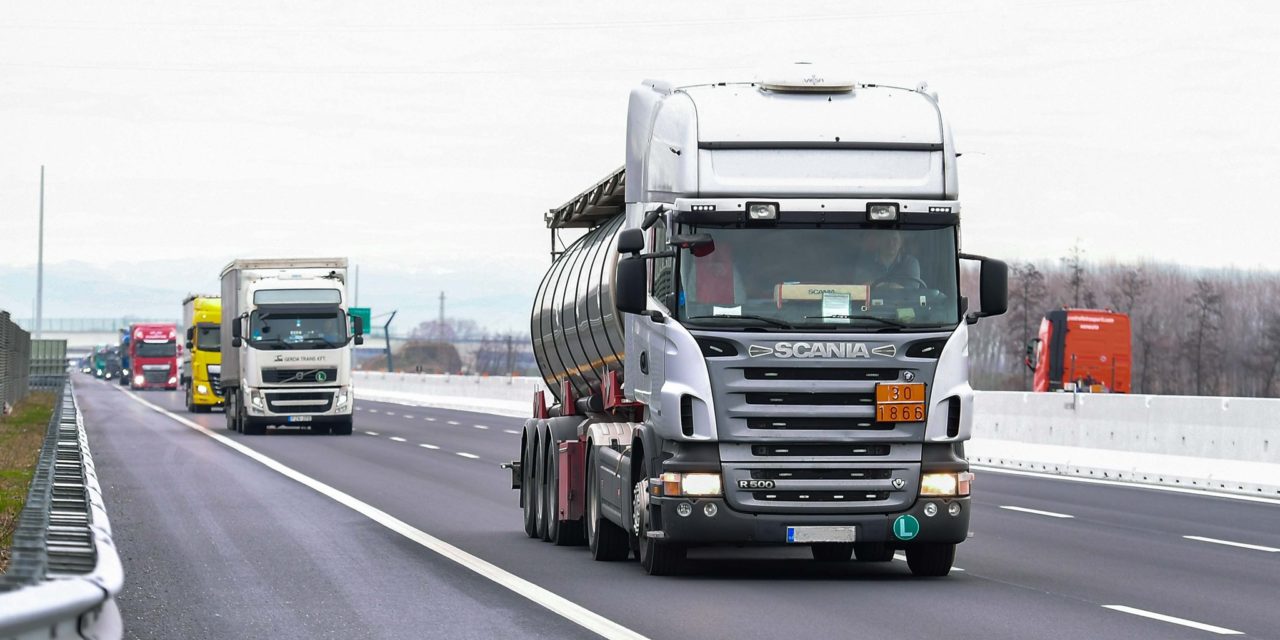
[438, 291, 445, 338]
[35, 166, 45, 339]
[505, 334, 514, 376]
[353, 264, 360, 307]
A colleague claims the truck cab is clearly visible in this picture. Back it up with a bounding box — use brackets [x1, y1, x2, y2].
[128, 323, 179, 390]
[182, 295, 224, 412]
[1027, 308, 1131, 392]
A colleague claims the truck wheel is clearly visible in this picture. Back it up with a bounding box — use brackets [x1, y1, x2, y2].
[331, 418, 352, 436]
[586, 446, 629, 561]
[546, 438, 583, 546]
[224, 392, 237, 430]
[854, 542, 895, 562]
[534, 433, 550, 541]
[521, 433, 539, 538]
[811, 543, 854, 562]
[241, 399, 264, 435]
[634, 458, 685, 576]
[906, 543, 955, 577]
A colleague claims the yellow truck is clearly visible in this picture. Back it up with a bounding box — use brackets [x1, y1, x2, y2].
[181, 294, 224, 412]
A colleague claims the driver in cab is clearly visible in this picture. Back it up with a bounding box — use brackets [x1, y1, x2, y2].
[853, 229, 921, 288]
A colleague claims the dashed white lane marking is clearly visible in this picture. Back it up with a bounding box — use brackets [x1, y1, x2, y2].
[117, 388, 647, 640]
[368, 409, 379, 414]
[999, 505, 1074, 519]
[389, 436, 407, 442]
[425, 417, 437, 422]
[1102, 605, 1242, 635]
[1183, 535, 1280, 553]
[364, 431, 380, 436]
[419, 443, 440, 450]
[474, 425, 490, 430]
[503, 429, 520, 435]
[456, 452, 480, 459]
[891, 552, 964, 572]
[447, 420, 461, 426]
[403, 414, 414, 419]
[385, 411, 397, 416]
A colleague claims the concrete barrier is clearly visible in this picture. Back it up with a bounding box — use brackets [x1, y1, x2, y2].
[352, 372, 1280, 497]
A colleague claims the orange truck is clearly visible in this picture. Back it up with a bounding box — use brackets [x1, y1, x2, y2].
[1026, 309, 1131, 393]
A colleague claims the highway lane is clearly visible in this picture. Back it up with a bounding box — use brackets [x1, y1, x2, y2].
[80, 375, 1279, 639]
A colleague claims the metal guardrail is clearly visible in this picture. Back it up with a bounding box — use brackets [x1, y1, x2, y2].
[0, 380, 123, 639]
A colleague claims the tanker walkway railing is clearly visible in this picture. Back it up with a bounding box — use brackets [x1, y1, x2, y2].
[0, 379, 123, 640]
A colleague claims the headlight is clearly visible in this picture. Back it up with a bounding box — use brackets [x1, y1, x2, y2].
[134, 375, 145, 386]
[250, 390, 265, 409]
[660, 472, 722, 497]
[920, 472, 973, 497]
[334, 387, 350, 410]
[197, 384, 208, 394]
[168, 376, 178, 384]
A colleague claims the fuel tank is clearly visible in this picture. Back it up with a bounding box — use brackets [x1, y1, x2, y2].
[530, 215, 627, 402]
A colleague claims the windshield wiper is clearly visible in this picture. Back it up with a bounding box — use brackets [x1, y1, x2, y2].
[299, 337, 344, 349]
[251, 336, 293, 350]
[803, 315, 912, 329]
[686, 314, 793, 329]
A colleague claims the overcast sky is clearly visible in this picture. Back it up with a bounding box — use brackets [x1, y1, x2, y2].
[2, 1, 1278, 327]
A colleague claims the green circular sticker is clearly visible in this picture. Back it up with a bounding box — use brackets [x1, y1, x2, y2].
[893, 515, 920, 541]
[316, 371, 327, 382]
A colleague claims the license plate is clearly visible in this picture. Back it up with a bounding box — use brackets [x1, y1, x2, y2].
[787, 526, 856, 543]
[287, 415, 313, 423]
[875, 382, 926, 423]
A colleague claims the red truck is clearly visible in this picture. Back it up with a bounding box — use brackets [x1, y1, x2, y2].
[129, 323, 180, 391]
[1026, 309, 1131, 393]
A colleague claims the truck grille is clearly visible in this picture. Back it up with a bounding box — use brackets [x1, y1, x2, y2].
[265, 391, 333, 413]
[262, 368, 338, 384]
[208, 373, 223, 396]
[753, 491, 890, 502]
[143, 370, 169, 384]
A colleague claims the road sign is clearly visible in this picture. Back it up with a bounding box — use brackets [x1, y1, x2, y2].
[893, 515, 920, 541]
[349, 307, 371, 336]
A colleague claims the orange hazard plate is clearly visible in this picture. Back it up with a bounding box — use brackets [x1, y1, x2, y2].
[875, 383, 926, 423]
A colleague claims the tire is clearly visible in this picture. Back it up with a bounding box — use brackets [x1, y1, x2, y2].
[635, 456, 684, 576]
[811, 543, 855, 562]
[313, 423, 332, 435]
[240, 398, 265, 435]
[521, 433, 539, 538]
[331, 417, 353, 436]
[546, 438, 583, 546]
[534, 431, 549, 541]
[225, 391, 238, 431]
[854, 542, 895, 562]
[186, 390, 196, 413]
[587, 446, 629, 561]
[906, 543, 956, 577]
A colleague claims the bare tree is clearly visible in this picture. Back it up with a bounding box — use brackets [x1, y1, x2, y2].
[1184, 278, 1223, 396]
[1111, 265, 1150, 313]
[1006, 262, 1048, 389]
[1060, 241, 1087, 308]
[1261, 309, 1280, 397]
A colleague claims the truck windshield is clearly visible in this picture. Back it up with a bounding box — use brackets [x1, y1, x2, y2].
[249, 310, 347, 349]
[196, 324, 221, 352]
[135, 341, 177, 357]
[668, 224, 960, 330]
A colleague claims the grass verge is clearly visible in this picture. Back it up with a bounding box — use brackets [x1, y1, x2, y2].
[0, 392, 56, 574]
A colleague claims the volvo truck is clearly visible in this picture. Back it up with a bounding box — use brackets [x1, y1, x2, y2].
[1026, 308, 1130, 393]
[509, 68, 1008, 577]
[128, 323, 179, 390]
[181, 294, 224, 412]
[220, 258, 363, 435]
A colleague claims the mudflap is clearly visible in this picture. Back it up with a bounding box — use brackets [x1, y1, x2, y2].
[557, 439, 585, 522]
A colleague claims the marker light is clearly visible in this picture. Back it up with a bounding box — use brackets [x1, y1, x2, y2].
[747, 202, 778, 220]
[868, 203, 899, 221]
[920, 472, 973, 497]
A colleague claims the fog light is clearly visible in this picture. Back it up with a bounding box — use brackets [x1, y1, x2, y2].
[923, 502, 938, 517]
[676, 503, 693, 517]
[747, 202, 778, 220]
[703, 503, 718, 517]
[948, 502, 962, 517]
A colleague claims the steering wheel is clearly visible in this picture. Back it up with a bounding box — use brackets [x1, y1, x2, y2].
[871, 274, 929, 290]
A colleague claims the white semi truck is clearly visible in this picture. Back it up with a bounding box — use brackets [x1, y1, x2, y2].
[510, 67, 1008, 576]
[219, 258, 363, 435]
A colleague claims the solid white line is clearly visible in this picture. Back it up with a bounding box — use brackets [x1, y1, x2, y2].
[474, 425, 490, 430]
[447, 420, 461, 426]
[972, 464, 1280, 506]
[1102, 605, 1242, 635]
[1183, 535, 1280, 553]
[999, 505, 1074, 519]
[364, 431, 380, 436]
[419, 443, 440, 450]
[114, 388, 647, 640]
[504, 429, 520, 435]
[389, 436, 407, 443]
[456, 452, 480, 459]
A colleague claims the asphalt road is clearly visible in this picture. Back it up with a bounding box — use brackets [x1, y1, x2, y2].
[75, 374, 1280, 639]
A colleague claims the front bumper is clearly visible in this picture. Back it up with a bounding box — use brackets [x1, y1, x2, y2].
[192, 382, 224, 406]
[651, 495, 970, 545]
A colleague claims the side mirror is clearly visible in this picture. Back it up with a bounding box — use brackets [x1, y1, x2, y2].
[615, 255, 648, 314]
[185, 340, 194, 350]
[617, 228, 645, 255]
[1025, 338, 1041, 371]
[979, 258, 1008, 317]
[231, 319, 243, 348]
[353, 315, 364, 337]
[671, 233, 714, 256]
[355, 336, 364, 346]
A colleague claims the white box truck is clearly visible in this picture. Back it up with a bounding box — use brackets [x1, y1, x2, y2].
[219, 258, 363, 435]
